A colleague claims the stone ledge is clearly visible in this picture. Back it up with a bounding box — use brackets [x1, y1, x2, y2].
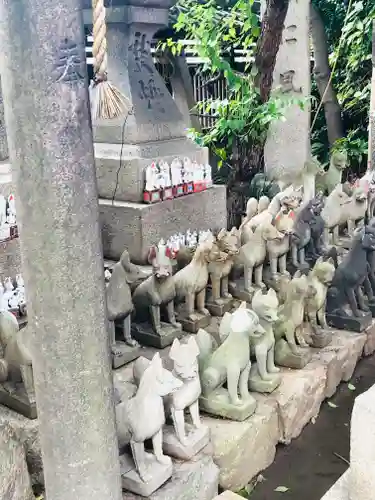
[213, 492, 246, 500]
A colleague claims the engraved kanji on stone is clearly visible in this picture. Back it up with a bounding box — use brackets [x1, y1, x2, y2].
[54, 38, 84, 83]
[129, 32, 153, 74]
[279, 70, 302, 93]
[138, 79, 165, 112]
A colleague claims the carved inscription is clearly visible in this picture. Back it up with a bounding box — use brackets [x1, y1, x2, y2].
[54, 38, 84, 83]
[139, 79, 165, 112]
[129, 32, 153, 74]
[279, 70, 302, 93]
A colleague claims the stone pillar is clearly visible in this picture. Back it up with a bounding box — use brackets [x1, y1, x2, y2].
[349, 384, 375, 500]
[263, 0, 311, 196]
[82, 0, 226, 263]
[368, 20, 375, 171]
[0, 1, 122, 500]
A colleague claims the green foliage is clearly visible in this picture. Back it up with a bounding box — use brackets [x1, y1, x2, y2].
[312, 0, 375, 175]
[162, 0, 304, 170]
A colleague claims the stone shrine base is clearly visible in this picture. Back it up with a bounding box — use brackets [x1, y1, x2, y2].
[99, 185, 226, 263]
[2, 322, 375, 496]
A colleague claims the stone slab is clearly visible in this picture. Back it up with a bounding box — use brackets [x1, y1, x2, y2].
[95, 139, 209, 202]
[0, 405, 42, 486]
[0, 384, 37, 419]
[200, 389, 257, 422]
[213, 493, 246, 500]
[363, 320, 375, 356]
[310, 330, 366, 398]
[248, 364, 281, 394]
[350, 384, 375, 500]
[132, 321, 183, 349]
[120, 452, 172, 497]
[112, 342, 141, 369]
[178, 311, 211, 334]
[0, 422, 34, 500]
[326, 312, 372, 333]
[162, 423, 210, 460]
[320, 469, 349, 500]
[274, 339, 313, 369]
[122, 454, 219, 500]
[270, 362, 327, 444]
[203, 397, 280, 491]
[206, 297, 233, 317]
[99, 185, 227, 264]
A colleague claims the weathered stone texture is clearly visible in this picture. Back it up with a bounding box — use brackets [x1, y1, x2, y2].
[0, 422, 34, 500]
[203, 398, 280, 491]
[122, 454, 219, 500]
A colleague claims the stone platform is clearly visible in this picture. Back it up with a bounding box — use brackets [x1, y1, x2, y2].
[2, 321, 375, 494]
[100, 185, 226, 263]
[321, 470, 349, 500]
[95, 139, 209, 203]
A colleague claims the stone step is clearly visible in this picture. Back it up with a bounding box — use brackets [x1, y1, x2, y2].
[99, 185, 226, 264]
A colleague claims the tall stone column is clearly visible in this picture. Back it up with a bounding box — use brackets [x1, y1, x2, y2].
[262, 0, 311, 197]
[0, 1, 122, 500]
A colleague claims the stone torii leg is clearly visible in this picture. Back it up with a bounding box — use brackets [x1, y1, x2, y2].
[0, 1, 122, 499]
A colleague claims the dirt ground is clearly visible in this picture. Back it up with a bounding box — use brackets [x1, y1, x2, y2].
[249, 353, 375, 500]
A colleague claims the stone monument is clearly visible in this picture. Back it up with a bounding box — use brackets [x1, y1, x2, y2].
[81, 0, 226, 263]
[0, 1, 122, 499]
[263, 0, 312, 200]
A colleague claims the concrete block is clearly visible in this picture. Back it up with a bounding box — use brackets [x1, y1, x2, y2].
[310, 331, 366, 398]
[122, 454, 219, 500]
[0, 405, 42, 486]
[363, 320, 375, 356]
[100, 185, 227, 263]
[321, 469, 349, 500]
[270, 362, 327, 444]
[349, 384, 375, 500]
[0, 422, 34, 500]
[95, 139, 209, 202]
[203, 398, 280, 491]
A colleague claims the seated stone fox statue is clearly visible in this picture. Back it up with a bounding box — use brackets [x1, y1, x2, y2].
[0, 311, 35, 406]
[326, 225, 375, 318]
[196, 302, 265, 406]
[132, 240, 181, 334]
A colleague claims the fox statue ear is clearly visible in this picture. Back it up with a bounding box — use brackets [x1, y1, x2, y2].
[268, 288, 277, 298]
[217, 228, 227, 240]
[187, 336, 200, 357]
[147, 245, 157, 264]
[150, 352, 163, 375]
[169, 338, 180, 361]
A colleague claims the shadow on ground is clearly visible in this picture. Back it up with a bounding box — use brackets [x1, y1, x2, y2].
[249, 353, 375, 500]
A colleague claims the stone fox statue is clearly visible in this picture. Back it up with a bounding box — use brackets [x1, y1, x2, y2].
[132, 240, 180, 333]
[0, 312, 35, 405]
[196, 303, 265, 406]
[116, 353, 182, 482]
[327, 226, 375, 318]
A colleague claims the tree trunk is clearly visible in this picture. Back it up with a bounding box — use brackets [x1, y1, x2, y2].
[310, 3, 344, 146]
[227, 0, 290, 227]
[256, 0, 290, 103]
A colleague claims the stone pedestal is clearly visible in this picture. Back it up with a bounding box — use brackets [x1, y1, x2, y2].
[82, 1, 226, 264]
[100, 186, 226, 263]
[263, 0, 311, 199]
